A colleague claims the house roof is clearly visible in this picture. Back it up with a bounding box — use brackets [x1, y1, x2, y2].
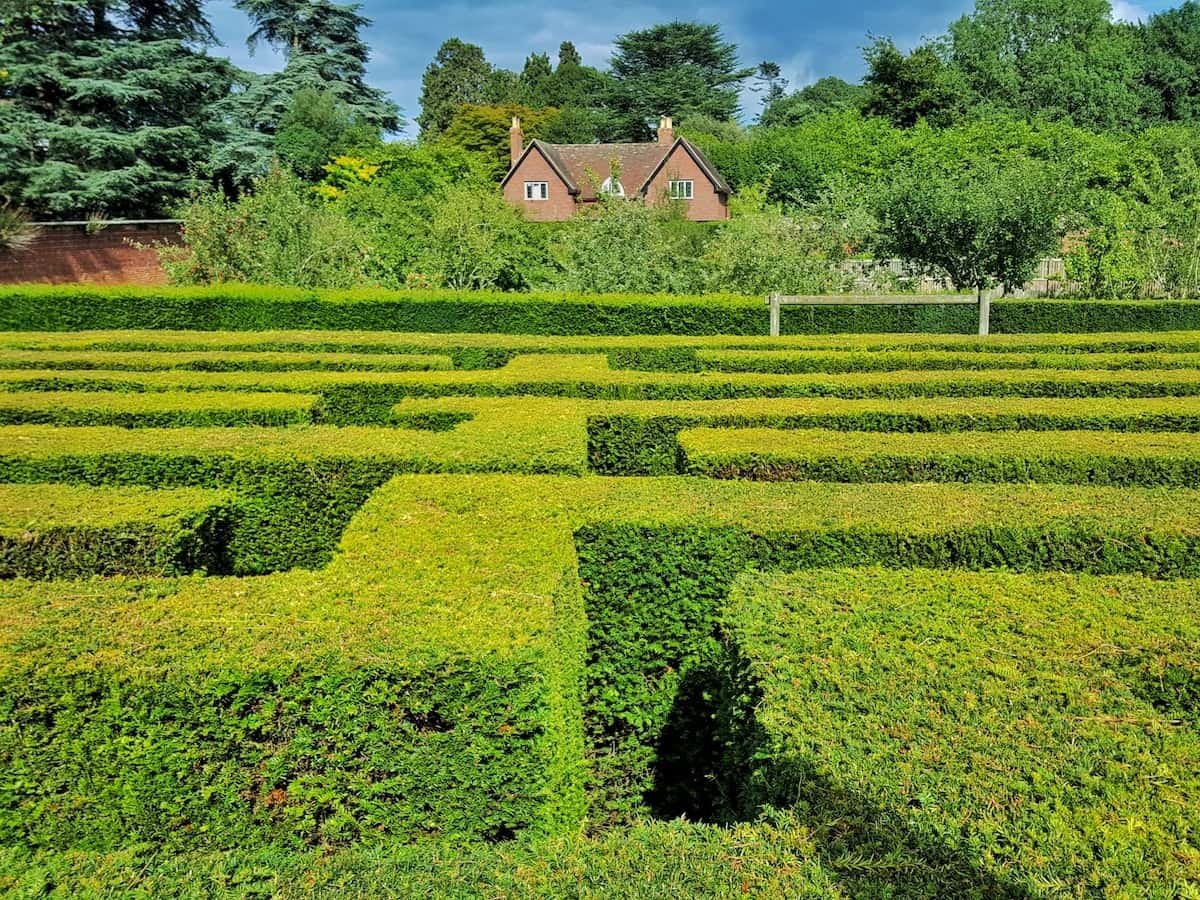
[501, 137, 729, 201]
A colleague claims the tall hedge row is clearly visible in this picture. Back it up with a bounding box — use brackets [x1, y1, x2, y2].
[3, 285, 1200, 334]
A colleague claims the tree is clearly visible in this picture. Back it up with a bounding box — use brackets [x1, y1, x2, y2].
[233, 0, 398, 130]
[1141, 2, 1200, 123]
[209, 0, 397, 190]
[863, 38, 965, 128]
[520, 52, 554, 106]
[439, 104, 561, 178]
[875, 160, 1064, 306]
[947, 0, 1145, 130]
[417, 38, 493, 137]
[605, 22, 753, 140]
[760, 77, 867, 127]
[0, 0, 237, 217]
[274, 88, 379, 180]
[752, 61, 787, 114]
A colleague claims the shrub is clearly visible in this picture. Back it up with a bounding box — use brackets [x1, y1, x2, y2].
[160, 169, 369, 289]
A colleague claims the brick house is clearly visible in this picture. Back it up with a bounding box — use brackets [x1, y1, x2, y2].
[500, 116, 730, 222]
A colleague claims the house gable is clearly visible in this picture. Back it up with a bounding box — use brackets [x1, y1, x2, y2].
[501, 141, 578, 195]
[638, 139, 729, 197]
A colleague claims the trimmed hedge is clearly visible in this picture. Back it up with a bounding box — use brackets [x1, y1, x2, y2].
[720, 568, 1200, 893]
[576, 395, 1200, 474]
[0, 477, 588, 850]
[7, 475, 1200, 853]
[4, 284, 1200, 335]
[0, 819, 840, 898]
[0, 483, 234, 577]
[695, 347, 1200, 373]
[0, 415, 586, 571]
[11, 353, 1200, 404]
[0, 349, 453, 372]
[566, 476, 1200, 820]
[680, 426, 1200, 486]
[0, 390, 317, 427]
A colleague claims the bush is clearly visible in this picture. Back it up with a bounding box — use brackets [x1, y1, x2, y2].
[5, 284, 1200, 335]
[159, 169, 370, 289]
[0, 483, 233, 577]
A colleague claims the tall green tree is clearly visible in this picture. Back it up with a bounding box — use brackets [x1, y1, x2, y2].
[0, 0, 236, 217]
[947, 0, 1146, 130]
[211, 0, 397, 189]
[863, 38, 965, 128]
[417, 38, 493, 137]
[605, 22, 753, 140]
[1141, 1, 1200, 123]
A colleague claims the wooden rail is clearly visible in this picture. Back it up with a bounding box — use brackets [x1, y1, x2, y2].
[767, 291, 993, 337]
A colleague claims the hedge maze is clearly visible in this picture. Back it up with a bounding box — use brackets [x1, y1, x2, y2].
[2, 319, 1199, 895]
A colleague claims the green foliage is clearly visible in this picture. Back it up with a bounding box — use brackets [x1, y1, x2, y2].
[0, 203, 37, 254]
[274, 88, 380, 180]
[947, 0, 1148, 131]
[0, 0, 236, 217]
[410, 183, 550, 290]
[416, 38, 493, 138]
[725, 567, 1200, 893]
[550, 201, 699, 294]
[440, 104, 561, 178]
[160, 169, 368, 289]
[0, 483, 233, 577]
[759, 77, 867, 128]
[605, 22, 753, 141]
[7, 283, 1200, 335]
[680, 425, 1200, 486]
[875, 159, 1064, 292]
[862, 38, 965, 128]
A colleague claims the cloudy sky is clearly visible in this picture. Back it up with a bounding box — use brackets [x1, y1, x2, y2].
[206, 0, 1173, 134]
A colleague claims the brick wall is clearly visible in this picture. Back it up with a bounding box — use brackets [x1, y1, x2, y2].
[502, 149, 579, 222]
[643, 146, 729, 221]
[0, 222, 180, 285]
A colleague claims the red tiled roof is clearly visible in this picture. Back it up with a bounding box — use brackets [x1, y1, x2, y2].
[502, 138, 729, 200]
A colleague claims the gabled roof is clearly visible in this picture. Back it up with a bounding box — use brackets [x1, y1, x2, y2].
[642, 139, 731, 196]
[501, 137, 730, 201]
[500, 140, 581, 194]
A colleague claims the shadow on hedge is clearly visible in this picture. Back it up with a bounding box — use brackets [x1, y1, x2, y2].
[647, 655, 1031, 899]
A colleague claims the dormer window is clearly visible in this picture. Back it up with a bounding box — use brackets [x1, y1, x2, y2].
[600, 176, 625, 198]
[525, 181, 548, 201]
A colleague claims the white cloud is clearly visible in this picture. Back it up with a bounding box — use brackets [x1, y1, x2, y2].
[1111, 0, 1149, 22]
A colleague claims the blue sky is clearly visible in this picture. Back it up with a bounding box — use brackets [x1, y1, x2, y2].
[206, 0, 1175, 135]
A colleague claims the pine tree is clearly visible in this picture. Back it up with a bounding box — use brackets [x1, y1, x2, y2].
[211, 0, 399, 188]
[416, 38, 493, 137]
[0, 0, 236, 217]
[605, 22, 753, 140]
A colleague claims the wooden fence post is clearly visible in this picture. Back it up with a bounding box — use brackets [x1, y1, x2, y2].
[977, 287, 991, 337]
[768, 293, 781, 337]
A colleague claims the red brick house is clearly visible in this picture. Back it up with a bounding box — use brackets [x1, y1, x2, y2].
[501, 116, 730, 222]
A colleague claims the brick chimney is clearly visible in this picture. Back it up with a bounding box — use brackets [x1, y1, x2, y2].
[657, 116, 674, 146]
[510, 117, 523, 166]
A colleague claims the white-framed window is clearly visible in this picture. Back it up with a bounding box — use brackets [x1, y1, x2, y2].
[600, 176, 625, 197]
[524, 181, 549, 201]
[669, 179, 694, 200]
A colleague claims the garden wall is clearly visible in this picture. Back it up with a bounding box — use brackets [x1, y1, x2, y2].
[0, 222, 178, 285]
